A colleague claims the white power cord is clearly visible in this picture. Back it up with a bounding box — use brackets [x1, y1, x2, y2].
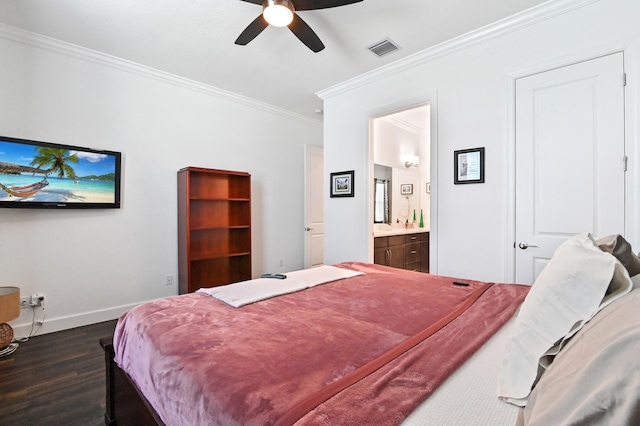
[12, 300, 47, 344]
[0, 342, 18, 356]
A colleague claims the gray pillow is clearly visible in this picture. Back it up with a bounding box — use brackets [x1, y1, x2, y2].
[517, 287, 640, 426]
[596, 234, 640, 277]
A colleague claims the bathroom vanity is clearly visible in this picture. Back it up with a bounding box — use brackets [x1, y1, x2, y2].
[373, 229, 429, 273]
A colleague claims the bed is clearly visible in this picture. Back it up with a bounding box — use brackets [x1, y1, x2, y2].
[101, 233, 640, 425]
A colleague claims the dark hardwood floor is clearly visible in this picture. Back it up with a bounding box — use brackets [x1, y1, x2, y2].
[0, 320, 117, 426]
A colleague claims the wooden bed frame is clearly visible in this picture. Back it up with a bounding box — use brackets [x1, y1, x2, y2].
[100, 337, 164, 426]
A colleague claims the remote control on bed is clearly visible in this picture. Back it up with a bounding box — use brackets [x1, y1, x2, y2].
[261, 273, 287, 279]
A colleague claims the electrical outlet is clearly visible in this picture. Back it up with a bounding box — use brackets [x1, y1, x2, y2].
[30, 293, 44, 307]
[165, 275, 173, 286]
[20, 296, 31, 309]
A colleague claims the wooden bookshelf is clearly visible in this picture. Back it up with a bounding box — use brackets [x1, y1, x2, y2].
[178, 167, 251, 294]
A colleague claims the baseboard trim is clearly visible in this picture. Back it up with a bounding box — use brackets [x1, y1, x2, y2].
[12, 301, 146, 337]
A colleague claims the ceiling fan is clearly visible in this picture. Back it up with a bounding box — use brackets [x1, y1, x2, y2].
[235, 0, 363, 53]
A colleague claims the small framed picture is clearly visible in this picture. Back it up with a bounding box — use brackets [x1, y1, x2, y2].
[454, 147, 485, 184]
[330, 170, 354, 197]
[400, 184, 413, 195]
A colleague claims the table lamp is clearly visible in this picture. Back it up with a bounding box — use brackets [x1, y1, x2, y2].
[0, 286, 20, 357]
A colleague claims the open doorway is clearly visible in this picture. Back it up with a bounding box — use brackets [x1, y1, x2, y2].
[371, 104, 432, 270]
[372, 105, 430, 229]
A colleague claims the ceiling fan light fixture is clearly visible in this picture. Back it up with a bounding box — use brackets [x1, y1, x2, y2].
[263, 0, 294, 27]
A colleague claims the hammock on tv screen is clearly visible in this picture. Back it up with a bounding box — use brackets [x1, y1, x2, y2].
[0, 179, 49, 197]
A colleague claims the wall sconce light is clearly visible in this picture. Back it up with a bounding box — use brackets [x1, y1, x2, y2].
[404, 155, 420, 168]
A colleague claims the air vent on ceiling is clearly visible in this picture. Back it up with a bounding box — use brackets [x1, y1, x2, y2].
[368, 38, 400, 57]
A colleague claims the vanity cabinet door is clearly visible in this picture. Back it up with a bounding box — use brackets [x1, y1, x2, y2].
[374, 247, 388, 265]
[420, 232, 430, 273]
[387, 236, 405, 269]
[374, 237, 388, 266]
[387, 245, 405, 269]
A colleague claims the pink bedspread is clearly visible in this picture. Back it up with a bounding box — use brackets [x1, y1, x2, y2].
[113, 262, 528, 425]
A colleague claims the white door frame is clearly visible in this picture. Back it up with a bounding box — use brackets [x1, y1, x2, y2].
[366, 93, 439, 274]
[505, 43, 638, 283]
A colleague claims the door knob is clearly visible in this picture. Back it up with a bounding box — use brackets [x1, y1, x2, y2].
[518, 242, 539, 250]
[304, 227, 314, 231]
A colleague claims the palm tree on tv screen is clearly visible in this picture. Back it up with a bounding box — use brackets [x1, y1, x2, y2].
[30, 147, 79, 179]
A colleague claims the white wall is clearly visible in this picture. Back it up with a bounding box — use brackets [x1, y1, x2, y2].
[373, 119, 420, 170]
[0, 27, 322, 336]
[320, 0, 640, 282]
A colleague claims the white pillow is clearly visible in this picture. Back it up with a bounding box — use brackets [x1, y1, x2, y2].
[497, 233, 632, 406]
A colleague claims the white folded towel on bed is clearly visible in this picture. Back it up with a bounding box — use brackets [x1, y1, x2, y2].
[197, 265, 363, 307]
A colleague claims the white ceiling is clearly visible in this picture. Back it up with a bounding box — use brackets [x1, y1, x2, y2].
[0, 0, 548, 121]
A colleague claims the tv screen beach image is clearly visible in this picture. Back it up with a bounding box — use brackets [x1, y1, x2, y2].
[0, 139, 118, 204]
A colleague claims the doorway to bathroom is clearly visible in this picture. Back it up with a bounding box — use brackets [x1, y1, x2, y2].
[371, 103, 433, 270]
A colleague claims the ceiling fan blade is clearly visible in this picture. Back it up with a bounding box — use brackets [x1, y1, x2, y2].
[288, 13, 325, 52]
[294, 0, 363, 11]
[235, 14, 269, 46]
[238, 0, 263, 4]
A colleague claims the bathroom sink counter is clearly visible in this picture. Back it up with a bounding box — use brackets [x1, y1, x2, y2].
[373, 227, 430, 237]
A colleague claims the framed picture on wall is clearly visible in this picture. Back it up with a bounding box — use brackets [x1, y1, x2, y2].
[330, 170, 355, 197]
[454, 147, 485, 184]
[400, 184, 413, 195]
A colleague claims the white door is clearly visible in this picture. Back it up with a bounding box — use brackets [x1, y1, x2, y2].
[304, 145, 324, 268]
[515, 52, 626, 284]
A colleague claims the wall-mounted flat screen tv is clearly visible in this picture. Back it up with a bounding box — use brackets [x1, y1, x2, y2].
[0, 135, 121, 209]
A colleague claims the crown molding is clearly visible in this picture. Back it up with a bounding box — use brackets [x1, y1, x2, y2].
[0, 23, 322, 128]
[381, 115, 424, 135]
[316, 0, 600, 100]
